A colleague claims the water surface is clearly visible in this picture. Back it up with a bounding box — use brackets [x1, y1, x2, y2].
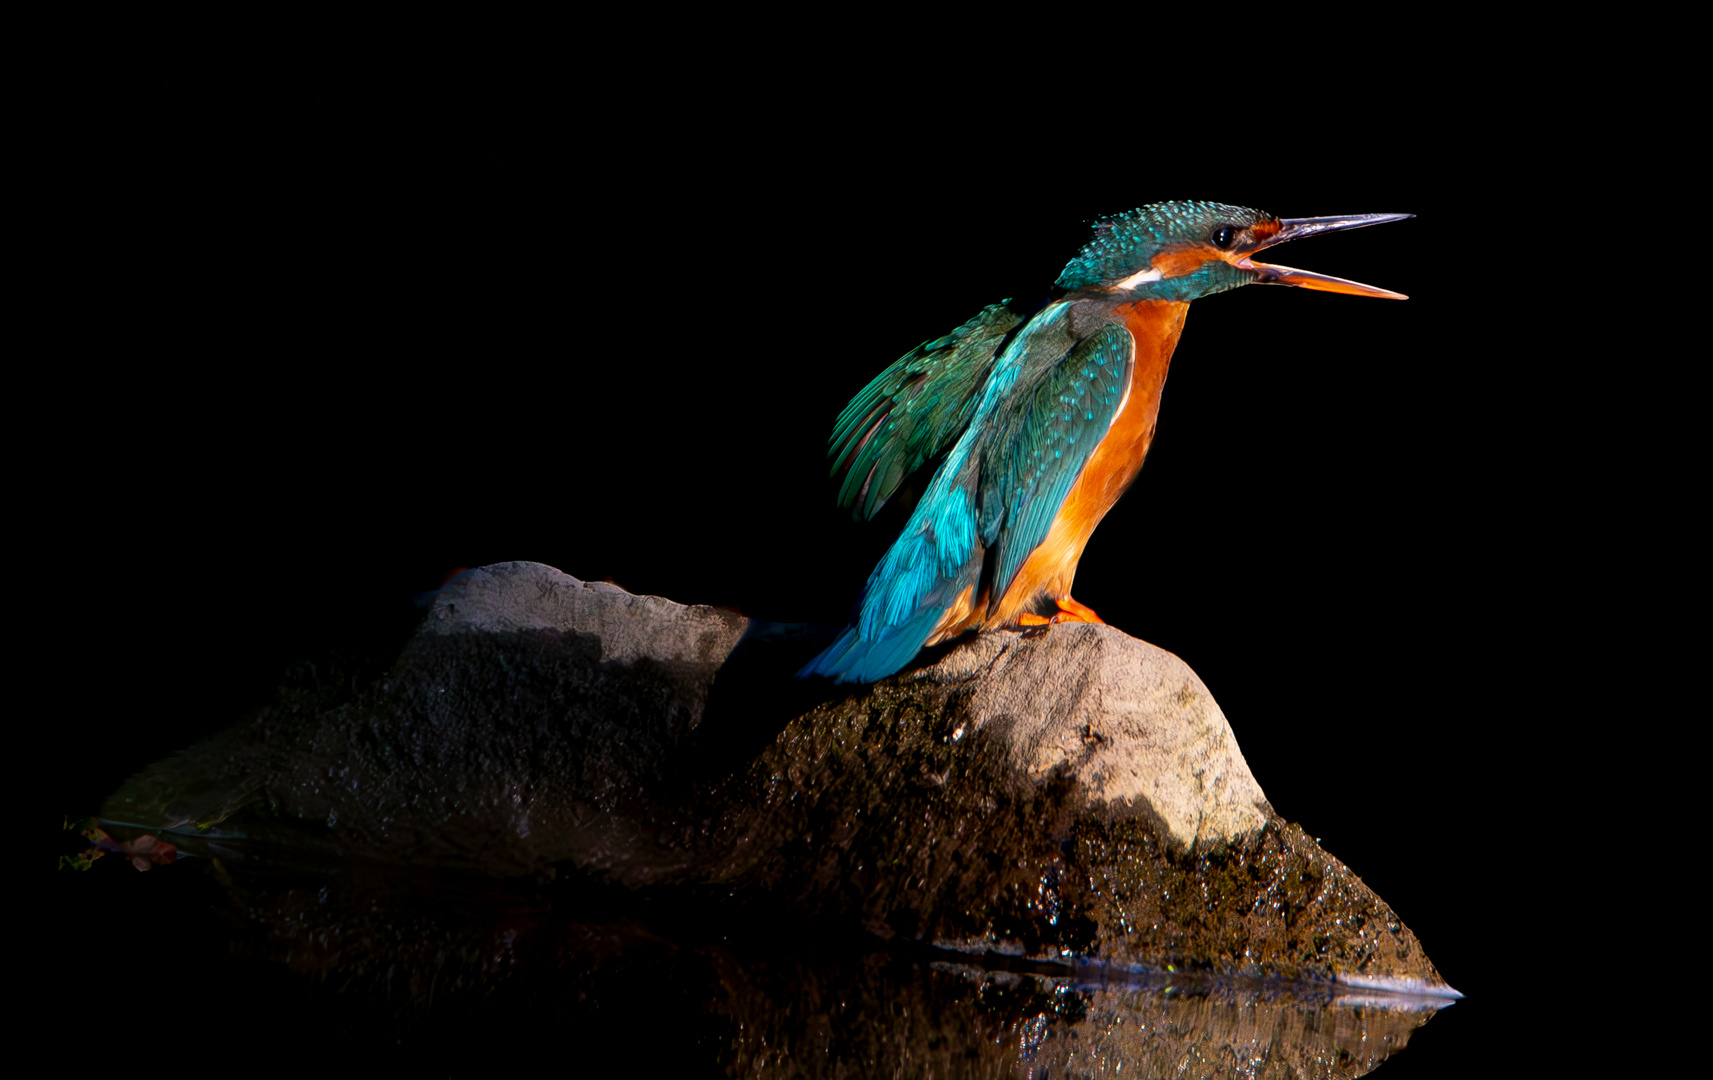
[62, 831, 1454, 1077]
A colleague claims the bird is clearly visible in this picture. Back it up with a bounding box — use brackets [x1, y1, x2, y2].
[799, 199, 1411, 684]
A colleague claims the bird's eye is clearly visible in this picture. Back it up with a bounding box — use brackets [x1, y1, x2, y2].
[1212, 225, 1238, 249]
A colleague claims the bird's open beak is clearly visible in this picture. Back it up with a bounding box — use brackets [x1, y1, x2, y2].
[1234, 212, 1412, 299]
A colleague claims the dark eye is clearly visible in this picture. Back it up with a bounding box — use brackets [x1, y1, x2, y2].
[1212, 225, 1238, 249]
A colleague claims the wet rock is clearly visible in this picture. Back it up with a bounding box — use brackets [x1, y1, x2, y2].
[696, 677, 1442, 987]
[101, 560, 1451, 992]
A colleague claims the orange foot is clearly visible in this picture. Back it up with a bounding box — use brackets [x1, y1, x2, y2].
[1017, 596, 1105, 629]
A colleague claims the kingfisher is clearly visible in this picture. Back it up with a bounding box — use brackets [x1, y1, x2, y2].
[800, 200, 1411, 684]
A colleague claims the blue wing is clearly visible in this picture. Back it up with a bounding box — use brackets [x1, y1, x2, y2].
[981, 324, 1133, 607]
[802, 319, 1134, 684]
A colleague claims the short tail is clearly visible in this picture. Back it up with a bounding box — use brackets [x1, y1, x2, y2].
[802, 454, 986, 684]
[797, 607, 943, 684]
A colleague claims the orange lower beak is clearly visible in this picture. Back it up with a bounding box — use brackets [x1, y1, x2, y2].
[1235, 258, 1409, 299]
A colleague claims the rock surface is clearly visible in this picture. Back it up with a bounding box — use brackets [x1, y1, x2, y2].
[914, 626, 1270, 851]
[424, 564, 750, 670]
[429, 561, 1272, 851]
[103, 560, 1451, 993]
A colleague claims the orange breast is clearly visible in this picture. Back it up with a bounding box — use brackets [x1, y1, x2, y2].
[980, 299, 1189, 628]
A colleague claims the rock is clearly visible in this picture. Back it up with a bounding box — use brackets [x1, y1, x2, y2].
[424, 562, 749, 670]
[101, 560, 1453, 993]
[426, 562, 1268, 852]
[911, 626, 1270, 851]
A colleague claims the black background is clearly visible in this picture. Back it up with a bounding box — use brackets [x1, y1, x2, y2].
[39, 52, 1632, 1074]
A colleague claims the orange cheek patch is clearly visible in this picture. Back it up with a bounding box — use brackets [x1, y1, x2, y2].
[1149, 243, 1220, 278]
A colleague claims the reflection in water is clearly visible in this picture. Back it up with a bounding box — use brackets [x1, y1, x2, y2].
[88, 834, 1452, 1078]
[718, 957, 1449, 1078]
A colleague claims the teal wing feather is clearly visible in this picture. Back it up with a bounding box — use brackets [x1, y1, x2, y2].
[980, 323, 1134, 605]
[829, 302, 1024, 520]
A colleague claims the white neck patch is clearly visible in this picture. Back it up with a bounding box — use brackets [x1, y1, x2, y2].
[1111, 266, 1164, 291]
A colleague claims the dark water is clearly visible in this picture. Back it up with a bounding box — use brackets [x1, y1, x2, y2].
[55, 827, 1454, 1078]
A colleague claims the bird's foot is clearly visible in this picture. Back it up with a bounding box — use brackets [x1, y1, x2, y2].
[1053, 596, 1104, 624]
[1017, 597, 1105, 636]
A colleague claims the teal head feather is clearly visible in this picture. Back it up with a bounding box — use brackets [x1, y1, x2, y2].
[1054, 199, 1274, 301]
